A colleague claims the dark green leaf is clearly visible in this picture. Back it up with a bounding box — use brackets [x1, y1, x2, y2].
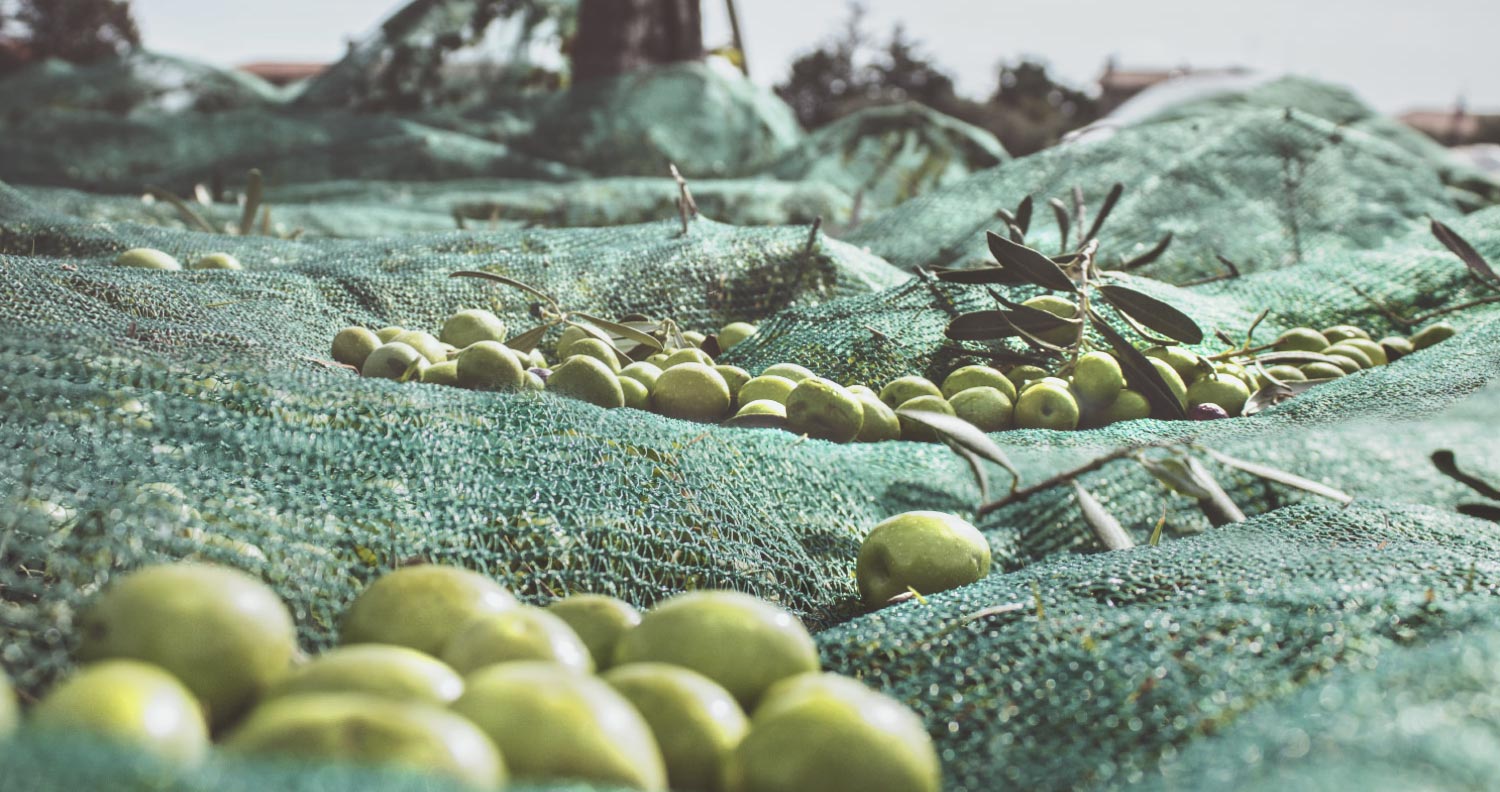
[1071, 479, 1134, 550]
[1088, 311, 1186, 419]
[505, 321, 555, 353]
[450, 271, 557, 307]
[1432, 450, 1500, 500]
[1096, 284, 1204, 344]
[1014, 195, 1034, 236]
[988, 290, 1083, 334]
[1201, 448, 1354, 505]
[1458, 503, 1500, 522]
[946, 311, 1021, 341]
[1251, 351, 1348, 366]
[240, 168, 263, 236]
[572, 312, 664, 352]
[1119, 233, 1174, 271]
[1431, 219, 1500, 285]
[895, 408, 1021, 485]
[987, 232, 1077, 292]
[1082, 183, 1124, 244]
[1049, 198, 1071, 251]
[932, 266, 1027, 285]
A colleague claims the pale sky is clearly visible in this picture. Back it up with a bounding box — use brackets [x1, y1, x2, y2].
[131, 0, 1500, 114]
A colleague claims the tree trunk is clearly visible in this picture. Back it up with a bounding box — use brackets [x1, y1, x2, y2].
[571, 0, 702, 83]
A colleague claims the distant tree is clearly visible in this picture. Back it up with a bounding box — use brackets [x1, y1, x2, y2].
[775, 2, 866, 128]
[571, 0, 702, 82]
[981, 59, 1100, 155]
[0, 0, 140, 75]
[774, 1, 1100, 155]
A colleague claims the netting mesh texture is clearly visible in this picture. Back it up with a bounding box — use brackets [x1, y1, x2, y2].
[4, 58, 1500, 792]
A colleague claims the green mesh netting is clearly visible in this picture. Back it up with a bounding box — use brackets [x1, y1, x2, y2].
[847, 103, 1475, 284]
[521, 63, 804, 179]
[767, 102, 1009, 213]
[6, 62, 1500, 792]
[1116, 75, 1500, 210]
[14, 176, 851, 237]
[0, 181, 903, 368]
[0, 50, 285, 118]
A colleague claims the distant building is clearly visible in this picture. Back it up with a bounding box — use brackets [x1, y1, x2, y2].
[237, 61, 328, 87]
[1096, 58, 1251, 115]
[1399, 104, 1500, 147]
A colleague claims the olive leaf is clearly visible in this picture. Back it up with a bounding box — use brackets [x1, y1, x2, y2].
[932, 265, 1027, 285]
[945, 311, 1021, 341]
[1049, 197, 1071, 252]
[895, 408, 1021, 487]
[1200, 447, 1354, 505]
[1088, 312, 1186, 420]
[572, 312, 664, 352]
[1119, 233, 1174, 271]
[145, 187, 217, 234]
[1096, 284, 1204, 344]
[1431, 219, 1500, 286]
[1185, 456, 1246, 526]
[1014, 195, 1034, 236]
[1432, 450, 1500, 500]
[240, 168, 263, 236]
[450, 271, 559, 308]
[987, 232, 1077, 292]
[947, 441, 991, 503]
[1251, 351, 1346, 367]
[1137, 456, 1213, 499]
[1071, 479, 1134, 551]
[1243, 378, 1321, 416]
[1458, 503, 1500, 522]
[1081, 183, 1124, 244]
[504, 321, 555, 353]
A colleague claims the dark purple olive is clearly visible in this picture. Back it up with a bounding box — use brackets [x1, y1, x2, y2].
[529, 367, 552, 383]
[1189, 403, 1229, 421]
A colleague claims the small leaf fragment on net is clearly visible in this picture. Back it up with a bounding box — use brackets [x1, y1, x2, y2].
[1095, 283, 1205, 344]
[1431, 219, 1500, 287]
[1081, 182, 1124, 244]
[1431, 450, 1500, 500]
[239, 168, 263, 236]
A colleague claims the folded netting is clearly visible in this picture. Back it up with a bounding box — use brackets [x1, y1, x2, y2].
[14, 176, 853, 238]
[0, 183, 904, 370]
[815, 500, 1500, 792]
[845, 104, 1468, 283]
[0, 110, 581, 194]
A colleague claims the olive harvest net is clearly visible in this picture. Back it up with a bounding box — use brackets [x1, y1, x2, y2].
[4, 53, 1500, 792]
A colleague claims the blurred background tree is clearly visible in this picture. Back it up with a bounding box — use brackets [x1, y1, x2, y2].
[572, 0, 702, 81]
[0, 0, 140, 75]
[774, 1, 1100, 155]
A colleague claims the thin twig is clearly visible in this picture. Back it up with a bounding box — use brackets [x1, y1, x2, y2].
[805, 216, 823, 255]
[978, 441, 1172, 516]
